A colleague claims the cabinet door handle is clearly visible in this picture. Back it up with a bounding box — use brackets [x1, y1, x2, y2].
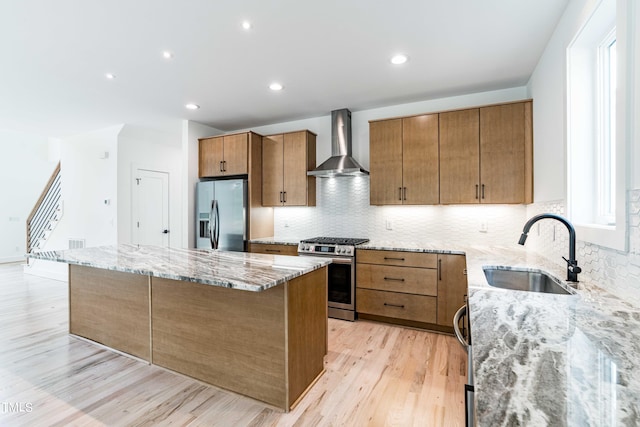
[475, 184, 479, 199]
[384, 302, 405, 309]
[403, 187, 407, 201]
[481, 184, 485, 199]
[384, 257, 405, 261]
[279, 191, 283, 203]
[220, 161, 224, 172]
[438, 258, 442, 281]
[399, 187, 403, 201]
[283, 191, 287, 203]
[383, 277, 405, 282]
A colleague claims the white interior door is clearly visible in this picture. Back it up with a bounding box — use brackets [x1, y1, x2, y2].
[133, 169, 169, 247]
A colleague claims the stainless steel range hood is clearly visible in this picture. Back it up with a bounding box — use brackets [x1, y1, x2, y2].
[307, 108, 369, 177]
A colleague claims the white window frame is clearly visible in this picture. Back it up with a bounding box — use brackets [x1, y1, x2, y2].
[567, 0, 627, 251]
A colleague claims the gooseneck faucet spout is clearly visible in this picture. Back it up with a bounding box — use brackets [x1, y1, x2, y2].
[518, 213, 582, 282]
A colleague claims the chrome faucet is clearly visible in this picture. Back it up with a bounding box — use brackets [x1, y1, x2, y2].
[518, 213, 582, 282]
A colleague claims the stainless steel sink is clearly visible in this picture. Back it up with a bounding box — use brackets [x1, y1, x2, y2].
[483, 267, 574, 295]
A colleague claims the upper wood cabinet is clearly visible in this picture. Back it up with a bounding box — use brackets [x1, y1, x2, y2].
[369, 114, 439, 205]
[439, 109, 481, 204]
[371, 100, 533, 206]
[440, 101, 532, 204]
[199, 133, 248, 178]
[480, 102, 532, 203]
[262, 130, 316, 207]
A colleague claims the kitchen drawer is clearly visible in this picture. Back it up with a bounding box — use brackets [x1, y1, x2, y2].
[356, 289, 437, 324]
[356, 249, 437, 268]
[249, 243, 298, 256]
[356, 264, 437, 296]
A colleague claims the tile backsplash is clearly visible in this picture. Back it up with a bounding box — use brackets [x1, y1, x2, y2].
[275, 176, 527, 245]
[274, 178, 640, 306]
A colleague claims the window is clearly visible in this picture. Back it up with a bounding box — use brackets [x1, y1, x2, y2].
[597, 29, 616, 225]
[567, 0, 626, 251]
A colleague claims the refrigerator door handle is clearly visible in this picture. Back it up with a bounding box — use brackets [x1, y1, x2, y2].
[210, 200, 220, 249]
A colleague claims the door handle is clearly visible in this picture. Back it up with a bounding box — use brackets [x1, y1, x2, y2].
[383, 302, 405, 309]
[283, 191, 287, 203]
[481, 184, 485, 199]
[162, 229, 169, 234]
[403, 187, 407, 201]
[399, 187, 403, 201]
[211, 200, 220, 249]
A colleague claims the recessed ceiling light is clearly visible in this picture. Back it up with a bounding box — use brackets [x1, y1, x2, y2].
[162, 51, 174, 59]
[390, 54, 409, 65]
[242, 20, 252, 30]
[269, 82, 283, 91]
[105, 73, 116, 80]
[185, 103, 200, 110]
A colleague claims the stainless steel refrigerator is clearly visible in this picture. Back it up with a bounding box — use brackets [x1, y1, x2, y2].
[196, 179, 248, 251]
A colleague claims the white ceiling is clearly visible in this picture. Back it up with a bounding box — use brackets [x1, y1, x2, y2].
[0, 0, 569, 138]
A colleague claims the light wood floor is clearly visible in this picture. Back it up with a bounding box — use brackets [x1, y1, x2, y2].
[0, 263, 466, 426]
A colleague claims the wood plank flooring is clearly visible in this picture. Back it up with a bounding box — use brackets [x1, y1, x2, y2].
[0, 263, 466, 426]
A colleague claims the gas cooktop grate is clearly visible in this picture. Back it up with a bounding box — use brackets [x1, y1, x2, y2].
[301, 237, 369, 245]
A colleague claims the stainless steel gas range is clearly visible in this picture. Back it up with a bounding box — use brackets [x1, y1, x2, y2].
[298, 237, 369, 321]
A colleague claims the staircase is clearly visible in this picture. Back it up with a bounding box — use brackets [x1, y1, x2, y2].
[26, 163, 62, 254]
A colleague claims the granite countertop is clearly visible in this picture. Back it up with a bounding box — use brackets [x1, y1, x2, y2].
[249, 237, 301, 246]
[30, 244, 330, 292]
[358, 240, 640, 425]
[462, 245, 640, 426]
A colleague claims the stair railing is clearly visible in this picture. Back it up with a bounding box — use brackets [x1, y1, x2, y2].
[26, 163, 62, 253]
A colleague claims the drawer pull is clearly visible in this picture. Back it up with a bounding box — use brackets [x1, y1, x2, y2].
[384, 302, 405, 309]
[384, 257, 405, 261]
[266, 249, 281, 253]
[383, 277, 405, 282]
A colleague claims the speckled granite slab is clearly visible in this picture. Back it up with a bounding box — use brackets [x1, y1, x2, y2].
[358, 240, 466, 255]
[30, 244, 330, 292]
[462, 245, 640, 426]
[249, 237, 301, 246]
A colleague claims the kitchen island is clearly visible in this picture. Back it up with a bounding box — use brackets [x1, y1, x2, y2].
[30, 244, 330, 412]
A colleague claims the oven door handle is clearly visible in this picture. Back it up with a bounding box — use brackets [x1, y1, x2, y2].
[453, 305, 469, 352]
[327, 257, 353, 265]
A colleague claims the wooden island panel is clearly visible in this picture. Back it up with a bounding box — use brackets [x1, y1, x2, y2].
[69, 265, 150, 361]
[151, 266, 327, 410]
[286, 267, 327, 406]
[151, 277, 288, 408]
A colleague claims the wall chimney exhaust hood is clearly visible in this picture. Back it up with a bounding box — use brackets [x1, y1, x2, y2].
[307, 108, 369, 177]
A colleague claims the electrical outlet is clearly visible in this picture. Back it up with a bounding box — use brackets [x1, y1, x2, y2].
[479, 221, 488, 233]
[385, 219, 393, 230]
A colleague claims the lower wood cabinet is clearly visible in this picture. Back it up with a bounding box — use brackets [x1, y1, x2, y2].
[249, 243, 298, 256]
[356, 249, 467, 331]
[357, 288, 437, 324]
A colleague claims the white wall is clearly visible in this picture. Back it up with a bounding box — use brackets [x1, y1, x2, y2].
[51, 126, 121, 248]
[0, 129, 58, 263]
[181, 120, 224, 248]
[117, 123, 183, 248]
